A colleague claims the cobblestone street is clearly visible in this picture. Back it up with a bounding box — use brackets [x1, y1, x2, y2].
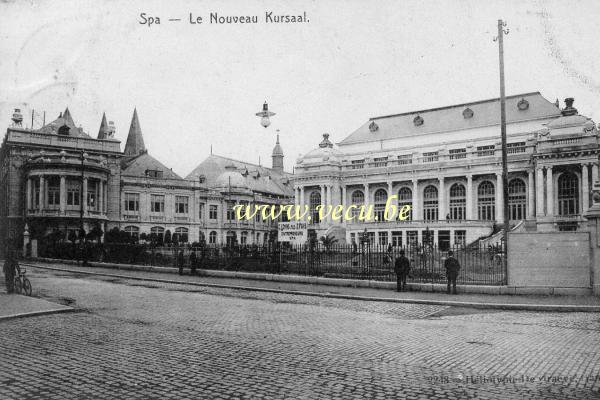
[1, 268, 600, 399]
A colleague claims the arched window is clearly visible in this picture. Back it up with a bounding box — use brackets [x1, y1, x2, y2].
[449, 183, 466, 220]
[174, 227, 189, 243]
[124, 226, 139, 240]
[256, 232, 261, 244]
[423, 185, 438, 221]
[209, 231, 217, 244]
[478, 181, 495, 220]
[241, 231, 248, 245]
[508, 179, 527, 220]
[558, 172, 579, 216]
[150, 226, 164, 242]
[350, 190, 364, 220]
[374, 189, 387, 222]
[309, 191, 321, 223]
[398, 187, 412, 221]
[226, 231, 237, 246]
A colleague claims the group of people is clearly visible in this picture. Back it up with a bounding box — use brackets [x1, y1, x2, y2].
[393, 249, 461, 294]
[176, 250, 200, 276]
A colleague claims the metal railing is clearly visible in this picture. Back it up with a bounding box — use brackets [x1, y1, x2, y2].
[37, 241, 506, 286]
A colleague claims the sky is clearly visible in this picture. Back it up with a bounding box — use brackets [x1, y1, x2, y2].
[1, 0, 600, 177]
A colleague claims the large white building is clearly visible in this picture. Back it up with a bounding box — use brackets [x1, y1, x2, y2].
[292, 93, 600, 249]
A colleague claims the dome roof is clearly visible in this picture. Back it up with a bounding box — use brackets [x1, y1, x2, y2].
[298, 133, 343, 164]
[215, 163, 249, 189]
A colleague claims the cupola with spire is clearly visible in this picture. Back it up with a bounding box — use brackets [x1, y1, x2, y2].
[124, 108, 146, 156]
[271, 130, 284, 173]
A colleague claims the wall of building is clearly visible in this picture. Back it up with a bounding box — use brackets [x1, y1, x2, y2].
[508, 232, 591, 288]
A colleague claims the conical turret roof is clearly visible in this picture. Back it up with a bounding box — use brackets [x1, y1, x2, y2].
[97, 112, 109, 139]
[124, 108, 146, 156]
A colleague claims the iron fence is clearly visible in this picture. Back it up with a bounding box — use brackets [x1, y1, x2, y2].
[37, 241, 506, 285]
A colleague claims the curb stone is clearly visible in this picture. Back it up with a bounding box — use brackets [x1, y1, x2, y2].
[23, 263, 600, 313]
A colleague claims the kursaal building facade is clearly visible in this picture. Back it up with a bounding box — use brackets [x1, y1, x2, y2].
[0, 107, 292, 251]
[293, 93, 600, 249]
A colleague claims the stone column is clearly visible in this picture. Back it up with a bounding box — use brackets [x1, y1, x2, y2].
[26, 178, 32, 211]
[536, 167, 544, 217]
[546, 166, 554, 217]
[583, 164, 590, 213]
[326, 185, 332, 223]
[60, 176, 66, 214]
[363, 183, 369, 208]
[83, 177, 88, 215]
[583, 182, 600, 295]
[412, 179, 419, 220]
[299, 186, 305, 211]
[320, 185, 326, 223]
[466, 174, 473, 220]
[528, 170, 535, 219]
[496, 173, 504, 222]
[341, 186, 347, 211]
[593, 164, 599, 185]
[39, 176, 45, 211]
[438, 177, 445, 221]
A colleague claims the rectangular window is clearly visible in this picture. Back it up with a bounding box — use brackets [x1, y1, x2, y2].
[151, 194, 165, 213]
[226, 202, 236, 221]
[175, 196, 189, 214]
[67, 180, 81, 206]
[124, 192, 139, 212]
[209, 205, 218, 220]
[145, 169, 163, 178]
[373, 157, 388, 167]
[407, 231, 418, 247]
[449, 148, 466, 160]
[476, 145, 495, 157]
[378, 231, 388, 246]
[392, 231, 402, 247]
[33, 180, 40, 208]
[47, 178, 60, 206]
[423, 151, 439, 163]
[454, 230, 466, 246]
[351, 159, 365, 169]
[507, 142, 526, 154]
[397, 154, 413, 165]
[87, 180, 98, 210]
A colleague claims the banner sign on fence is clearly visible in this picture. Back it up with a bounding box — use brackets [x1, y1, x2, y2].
[278, 222, 308, 244]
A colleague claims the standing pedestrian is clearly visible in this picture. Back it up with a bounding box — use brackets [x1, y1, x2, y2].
[189, 250, 197, 276]
[394, 249, 411, 292]
[444, 250, 461, 295]
[3, 250, 17, 293]
[177, 249, 185, 276]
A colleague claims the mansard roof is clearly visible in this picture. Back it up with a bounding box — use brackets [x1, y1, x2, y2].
[121, 151, 182, 179]
[123, 108, 146, 156]
[339, 92, 562, 145]
[186, 154, 292, 197]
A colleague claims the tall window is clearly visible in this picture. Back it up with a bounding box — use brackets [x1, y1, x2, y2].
[449, 183, 466, 220]
[150, 226, 164, 236]
[392, 231, 402, 247]
[226, 201, 236, 221]
[87, 180, 98, 210]
[151, 194, 165, 213]
[198, 231, 205, 243]
[477, 181, 495, 220]
[67, 180, 81, 206]
[175, 227, 188, 243]
[226, 231, 237, 246]
[209, 231, 217, 244]
[508, 179, 527, 220]
[124, 226, 139, 240]
[423, 185, 438, 221]
[209, 205, 218, 220]
[310, 191, 321, 223]
[47, 177, 60, 206]
[374, 189, 387, 222]
[199, 203, 205, 219]
[558, 172, 579, 216]
[351, 190, 364, 219]
[124, 192, 139, 212]
[241, 231, 248, 245]
[175, 196, 189, 214]
[33, 179, 40, 208]
[378, 231, 388, 245]
[398, 187, 412, 221]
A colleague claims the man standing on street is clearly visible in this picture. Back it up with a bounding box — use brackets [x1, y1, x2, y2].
[3, 249, 16, 293]
[189, 250, 197, 276]
[177, 249, 185, 276]
[394, 249, 411, 292]
[444, 250, 461, 295]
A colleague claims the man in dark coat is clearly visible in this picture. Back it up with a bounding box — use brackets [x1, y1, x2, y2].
[189, 250, 197, 276]
[444, 250, 461, 294]
[3, 250, 17, 293]
[394, 249, 411, 292]
[177, 250, 185, 276]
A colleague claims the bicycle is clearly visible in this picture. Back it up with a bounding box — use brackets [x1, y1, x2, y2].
[13, 266, 32, 296]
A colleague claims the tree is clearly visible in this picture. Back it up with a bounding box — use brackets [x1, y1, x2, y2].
[320, 234, 338, 251]
[164, 230, 172, 245]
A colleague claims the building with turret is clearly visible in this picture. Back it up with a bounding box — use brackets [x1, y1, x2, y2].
[0, 107, 292, 253]
[293, 93, 600, 249]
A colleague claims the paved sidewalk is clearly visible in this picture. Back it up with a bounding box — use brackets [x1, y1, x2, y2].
[23, 260, 600, 312]
[0, 281, 74, 321]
